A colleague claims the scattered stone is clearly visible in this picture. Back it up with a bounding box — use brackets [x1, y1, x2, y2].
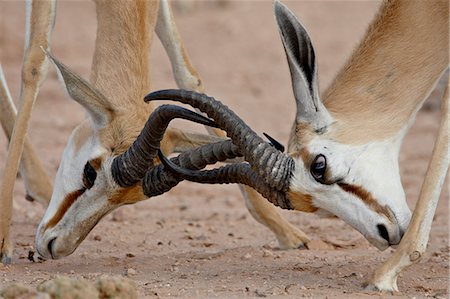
[126, 253, 135, 258]
[262, 249, 273, 258]
[27, 251, 35, 263]
[254, 289, 267, 297]
[93, 235, 102, 241]
[242, 253, 252, 260]
[126, 268, 137, 276]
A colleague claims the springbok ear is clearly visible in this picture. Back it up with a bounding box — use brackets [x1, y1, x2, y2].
[274, 1, 332, 133]
[45, 51, 115, 128]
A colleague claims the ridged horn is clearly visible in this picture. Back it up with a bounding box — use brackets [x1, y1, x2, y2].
[144, 90, 295, 193]
[111, 104, 218, 187]
[157, 150, 292, 209]
[142, 139, 242, 197]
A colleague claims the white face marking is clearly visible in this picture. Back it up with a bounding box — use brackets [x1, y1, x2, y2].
[35, 123, 118, 259]
[290, 135, 412, 250]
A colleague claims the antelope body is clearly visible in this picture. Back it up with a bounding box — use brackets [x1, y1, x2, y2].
[1, 0, 307, 264]
[1, 0, 447, 293]
[152, 0, 448, 291]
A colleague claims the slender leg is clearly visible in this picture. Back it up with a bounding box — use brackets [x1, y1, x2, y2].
[0, 66, 52, 205]
[156, 0, 310, 249]
[155, 0, 218, 136]
[241, 186, 310, 248]
[366, 84, 449, 292]
[0, 0, 56, 264]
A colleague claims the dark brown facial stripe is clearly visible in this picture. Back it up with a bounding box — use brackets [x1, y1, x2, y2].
[45, 189, 86, 229]
[338, 183, 394, 222]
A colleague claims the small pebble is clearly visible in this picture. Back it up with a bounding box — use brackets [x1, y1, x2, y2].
[242, 253, 252, 260]
[262, 249, 273, 258]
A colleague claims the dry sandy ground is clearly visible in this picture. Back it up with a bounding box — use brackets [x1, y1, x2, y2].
[0, 1, 448, 298]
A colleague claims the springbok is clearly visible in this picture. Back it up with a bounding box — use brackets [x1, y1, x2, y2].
[1, 0, 307, 263]
[151, 0, 448, 291]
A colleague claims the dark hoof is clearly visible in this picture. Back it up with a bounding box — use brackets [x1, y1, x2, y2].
[298, 242, 309, 250]
[1, 254, 12, 265]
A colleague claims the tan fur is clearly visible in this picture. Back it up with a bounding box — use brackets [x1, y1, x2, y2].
[0, 0, 56, 263]
[242, 186, 311, 249]
[0, 66, 52, 204]
[285, 0, 450, 290]
[89, 1, 309, 254]
[71, 121, 93, 152]
[89, 0, 161, 159]
[367, 82, 449, 292]
[308, 0, 448, 145]
[285, 0, 449, 262]
[91, 0, 156, 110]
[109, 184, 145, 205]
[288, 122, 314, 154]
[5, 0, 314, 261]
[286, 191, 317, 213]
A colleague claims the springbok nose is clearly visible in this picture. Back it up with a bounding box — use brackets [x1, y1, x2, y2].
[47, 237, 57, 259]
[377, 223, 403, 246]
[377, 224, 390, 243]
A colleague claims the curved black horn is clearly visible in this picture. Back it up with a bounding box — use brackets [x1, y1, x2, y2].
[157, 150, 292, 209]
[142, 139, 242, 197]
[144, 90, 295, 193]
[112, 104, 218, 187]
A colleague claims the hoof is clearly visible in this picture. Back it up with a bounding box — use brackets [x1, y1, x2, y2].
[1, 254, 12, 265]
[363, 280, 398, 294]
[298, 242, 309, 250]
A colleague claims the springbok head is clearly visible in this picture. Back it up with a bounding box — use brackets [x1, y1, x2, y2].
[148, 1, 414, 251]
[272, 2, 411, 249]
[35, 55, 218, 259]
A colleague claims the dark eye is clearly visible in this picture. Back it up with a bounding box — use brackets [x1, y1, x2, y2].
[83, 162, 97, 189]
[311, 154, 326, 183]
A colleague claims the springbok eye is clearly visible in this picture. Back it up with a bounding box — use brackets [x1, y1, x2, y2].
[83, 162, 97, 189]
[311, 154, 326, 183]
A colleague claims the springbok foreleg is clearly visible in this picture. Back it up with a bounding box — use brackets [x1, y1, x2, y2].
[0, 0, 55, 264]
[156, 0, 220, 139]
[241, 186, 310, 249]
[156, 0, 310, 249]
[366, 84, 449, 292]
[0, 66, 52, 205]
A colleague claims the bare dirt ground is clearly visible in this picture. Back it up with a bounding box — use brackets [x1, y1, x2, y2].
[0, 1, 448, 298]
